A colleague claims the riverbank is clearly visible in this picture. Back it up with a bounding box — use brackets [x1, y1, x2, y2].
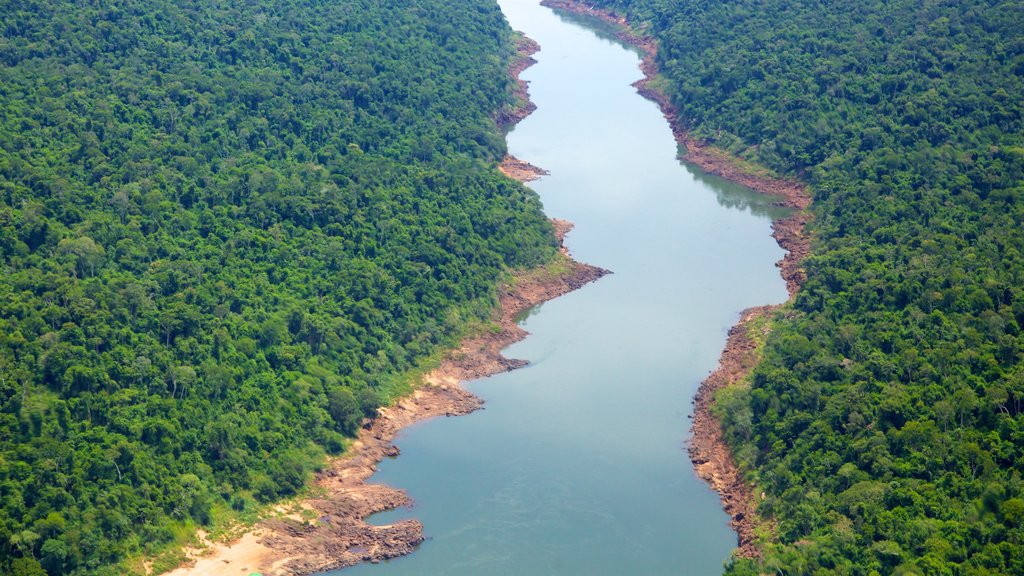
[164, 226, 606, 576]
[499, 154, 549, 182]
[498, 34, 550, 182]
[161, 31, 609, 576]
[497, 34, 541, 130]
[541, 0, 812, 559]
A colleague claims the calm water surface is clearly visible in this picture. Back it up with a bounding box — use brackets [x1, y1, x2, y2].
[334, 1, 790, 574]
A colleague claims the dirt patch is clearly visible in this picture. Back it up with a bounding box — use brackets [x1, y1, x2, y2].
[543, 0, 813, 559]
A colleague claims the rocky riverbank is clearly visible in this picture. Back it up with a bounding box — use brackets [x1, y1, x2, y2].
[542, 0, 812, 559]
[162, 28, 609, 576]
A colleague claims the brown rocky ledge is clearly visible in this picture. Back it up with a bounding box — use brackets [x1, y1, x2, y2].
[689, 305, 777, 559]
[543, 0, 813, 559]
[499, 154, 549, 182]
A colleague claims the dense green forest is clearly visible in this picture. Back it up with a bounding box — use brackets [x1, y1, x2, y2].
[0, 1, 557, 574]
[588, 0, 1024, 574]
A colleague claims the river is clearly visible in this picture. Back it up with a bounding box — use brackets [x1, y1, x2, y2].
[333, 1, 790, 574]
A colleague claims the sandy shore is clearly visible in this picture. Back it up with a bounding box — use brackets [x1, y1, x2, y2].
[160, 30, 609, 576]
[542, 0, 812, 559]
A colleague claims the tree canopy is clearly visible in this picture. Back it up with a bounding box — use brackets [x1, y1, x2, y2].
[0, 1, 556, 574]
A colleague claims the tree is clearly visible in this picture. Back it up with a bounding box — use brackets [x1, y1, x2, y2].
[39, 538, 68, 575]
[56, 237, 105, 278]
[327, 386, 361, 435]
[167, 365, 197, 399]
[1002, 498, 1024, 527]
[9, 558, 47, 576]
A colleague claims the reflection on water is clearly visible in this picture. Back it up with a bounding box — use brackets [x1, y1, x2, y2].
[685, 162, 793, 220]
[514, 301, 546, 323]
[551, 7, 632, 48]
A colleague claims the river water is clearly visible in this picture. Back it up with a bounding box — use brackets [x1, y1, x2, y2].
[335, 1, 789, 574]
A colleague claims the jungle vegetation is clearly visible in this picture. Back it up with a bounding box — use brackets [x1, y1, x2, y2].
[0, 1, 557, 574]
[589, 0, 1024, 574]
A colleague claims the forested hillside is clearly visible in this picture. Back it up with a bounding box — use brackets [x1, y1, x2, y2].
[0, 1, 556, 574]
[589, 0, 1024, 574]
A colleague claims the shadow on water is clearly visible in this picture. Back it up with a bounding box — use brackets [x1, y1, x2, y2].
[682, 159, 794, 221]
[549, 8, 636, 52]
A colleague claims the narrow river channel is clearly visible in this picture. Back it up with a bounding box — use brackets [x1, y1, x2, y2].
[335, 1, 790, 574]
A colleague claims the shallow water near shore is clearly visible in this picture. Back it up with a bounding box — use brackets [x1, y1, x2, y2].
[333, 1, 790, 574]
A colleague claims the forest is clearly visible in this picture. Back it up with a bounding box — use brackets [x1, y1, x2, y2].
[0, 1, 558, 574]
[589, 0, 1024, 574]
